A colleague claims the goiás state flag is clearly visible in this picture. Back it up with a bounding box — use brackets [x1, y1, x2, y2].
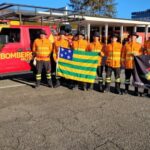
[133, 55, 150, 88]
[56, 47, 99, 83]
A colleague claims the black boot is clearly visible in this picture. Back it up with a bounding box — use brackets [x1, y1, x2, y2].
[83, 83, 87, 91]
[68, 84, 74, 90]
[104, 83, 110, 92]
[68, 80, 74, 90]
[99, 82, 104, 92]
[35, 80, 40, 88]
[73, 81, 78, 90]
[55, 79, 60, 88]
[143, 89, 149, 97]
[115, 83, 122, 95]
[134, 87, 139, 96]
[88, 83, 93, 91]
[124, 84, 129, 94]
[47, 79, 53, 88]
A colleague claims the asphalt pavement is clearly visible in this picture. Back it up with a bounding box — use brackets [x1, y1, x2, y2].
[0, 74, 149, 150]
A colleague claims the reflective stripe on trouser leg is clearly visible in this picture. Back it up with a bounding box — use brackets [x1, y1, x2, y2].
[106, 77, 111, 83]
[56, 76, 60, 80]
[98, 77, 103, 83]
[115, 78, 121, 83]
[46, 73, 51, 80]
[125, 79, 130, 85]
[36, 74, 41, 81]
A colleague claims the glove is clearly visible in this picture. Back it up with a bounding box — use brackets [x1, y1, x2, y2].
[33, 58, 37, 66]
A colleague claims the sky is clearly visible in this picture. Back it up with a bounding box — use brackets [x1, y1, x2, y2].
[0, 0, 150, 19]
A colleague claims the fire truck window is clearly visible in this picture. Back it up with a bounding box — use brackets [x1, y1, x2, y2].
[0, 28, 20, 43]
[29, 29, 42, 45]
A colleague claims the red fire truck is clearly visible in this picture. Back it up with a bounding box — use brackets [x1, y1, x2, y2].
[0, 25, 53, 76]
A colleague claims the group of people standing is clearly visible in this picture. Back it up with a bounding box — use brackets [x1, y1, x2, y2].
[32, 29, 150, 97]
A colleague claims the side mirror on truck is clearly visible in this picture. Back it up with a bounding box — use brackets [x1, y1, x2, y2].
[0, 35, 8, 44]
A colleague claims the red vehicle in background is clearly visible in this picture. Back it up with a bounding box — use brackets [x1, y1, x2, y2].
[0, 25, 52, 76]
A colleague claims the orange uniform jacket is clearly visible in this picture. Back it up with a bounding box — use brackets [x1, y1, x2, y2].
[88, 41, 104, 66]
[65, 35, 73, 46]
[32, 38, 52, 61]
[144, 40, 150, 55]
[105, 42, 122, 68]
[54, 35, 60, 42]
[65, 35, 73, 41]
[72, 39, 88, 51]
[53, 39, 69, 62]
[122, 42, 143, 69]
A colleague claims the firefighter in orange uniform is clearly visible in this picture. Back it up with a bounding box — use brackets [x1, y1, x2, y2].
[53, 30, 70, 87]
[104, 34, 122, 94]
[88, 32, 104, 92]
[65, 32, 73, 47]
[71, 31, 89, 90]
[122, 32, 143, 96]
[72, 32, 88, 51]
[32, 30, 53, 88]
[143, 37, 150, 96]
[144, 37, 150, 55]
[54, 33, 60, 43]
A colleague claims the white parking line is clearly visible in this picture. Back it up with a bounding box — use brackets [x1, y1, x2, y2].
[0, 84, 26, 89]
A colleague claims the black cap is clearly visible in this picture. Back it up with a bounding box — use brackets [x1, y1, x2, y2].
[40, 30, 47, 35]
[111, 33, 119, 39]
[59, 30, 66, 35]
[93, 32, 100, 37]
[76, 31, 84, 36]
[130, 32, 139, 38]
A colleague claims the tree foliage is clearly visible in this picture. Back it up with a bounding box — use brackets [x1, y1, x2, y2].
[69, 0, 116, 17]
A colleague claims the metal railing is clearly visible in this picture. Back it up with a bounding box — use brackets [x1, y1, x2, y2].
[0, 3, 84, 24]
